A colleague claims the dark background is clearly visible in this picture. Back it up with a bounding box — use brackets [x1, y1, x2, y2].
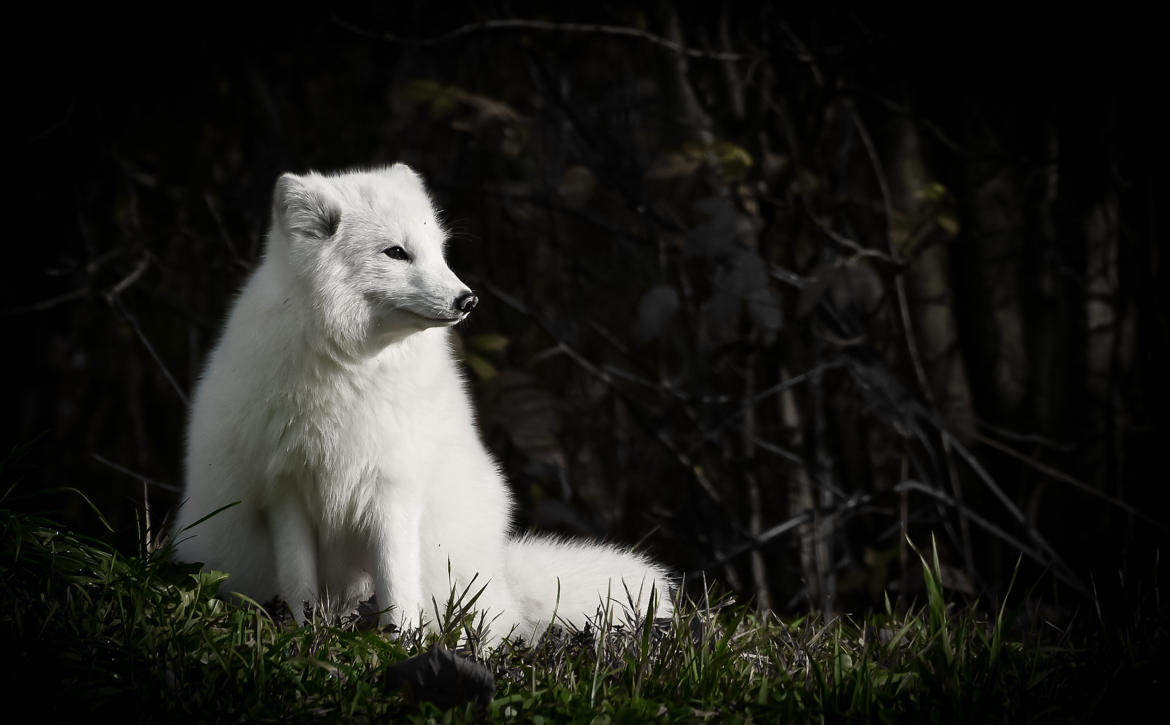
[6, 4, 1165, 620]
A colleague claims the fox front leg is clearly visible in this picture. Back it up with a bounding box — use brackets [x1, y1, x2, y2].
[370, 498, 425, 631]
[266, 496, 320, 623]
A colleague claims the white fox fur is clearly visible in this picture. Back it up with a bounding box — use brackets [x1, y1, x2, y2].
[172, 165, 672, 643]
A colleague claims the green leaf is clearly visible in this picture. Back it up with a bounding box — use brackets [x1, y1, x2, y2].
[465, 353, 497, 381]
[470, 333, 510, 353]
[194, 569, 230, 589]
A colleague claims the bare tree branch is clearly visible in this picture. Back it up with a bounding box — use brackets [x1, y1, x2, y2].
[975, 431, 1168, 531]
[944, 432, 1084, 594]
[108, 293, 189, 407]
[92, 453, 182, 494]
[333, 15, 746, 61]
[481, 279, 726, 508]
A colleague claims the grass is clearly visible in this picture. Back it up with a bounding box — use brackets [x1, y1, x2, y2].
[0, 503, 1162, 723]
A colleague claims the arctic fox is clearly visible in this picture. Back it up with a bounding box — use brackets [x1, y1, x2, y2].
[173, 165, 672, 643]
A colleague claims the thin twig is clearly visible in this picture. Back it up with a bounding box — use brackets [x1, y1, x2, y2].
[769, 264, 809, 289]
[28, 96, 76, 145]
[746, 434, 803, 466]
[333, 15, 745, 61]
[943, 432, 1084, 593]
[705, 492, 872, 571]
[204, 193, 250, 269]
[107, 256, 150, 298]
[892, 480, 1051, 579]
[92, 453, 182, 493]
[108, 294, 189, 407]
[482, 279, 725, 507]
[776, 22, 824, 87]
[848, 104, 932, 404]
[751, 361, 846, 410]
[3, 287, 90, 315]
[975, 419, 1077, 452]
[840, 86, 975, 157]
[943, 434, 979, 595]
[975, 431, 1167, 530]
[698, 360, 845, 450]
[704, 509, 811, 571]
[799, 195, 905, 267]
[848, 103, 983, 589]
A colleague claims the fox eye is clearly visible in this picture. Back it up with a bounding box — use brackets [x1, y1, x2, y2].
[382, 246, 411, 262]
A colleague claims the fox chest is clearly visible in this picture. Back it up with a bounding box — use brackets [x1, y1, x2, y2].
[258, 390, 433, 526]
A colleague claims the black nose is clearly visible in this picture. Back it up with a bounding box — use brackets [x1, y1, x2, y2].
[456, 292, 478, 314]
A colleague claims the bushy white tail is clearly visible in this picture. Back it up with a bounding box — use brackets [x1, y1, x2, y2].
[502, 535, 673, 642]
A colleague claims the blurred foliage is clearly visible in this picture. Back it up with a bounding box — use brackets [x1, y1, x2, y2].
[6, 3, 1166, 621]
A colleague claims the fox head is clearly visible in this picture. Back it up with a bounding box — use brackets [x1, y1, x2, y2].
[267, 165, 477, 355]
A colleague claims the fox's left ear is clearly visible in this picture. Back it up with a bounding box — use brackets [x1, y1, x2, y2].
[382, 163, 425, 189]
[273, 173, 342, 240]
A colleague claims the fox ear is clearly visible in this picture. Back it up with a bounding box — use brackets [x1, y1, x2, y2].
[273, 173, 341, 239]
[382, 163, 425, 188]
